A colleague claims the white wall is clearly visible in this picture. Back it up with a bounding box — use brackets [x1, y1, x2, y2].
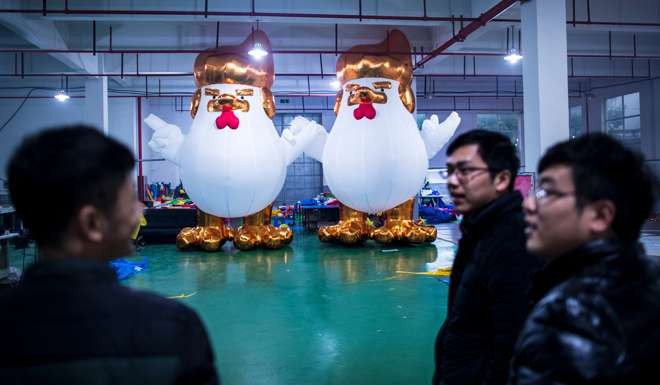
[108, 98, 138, 152]
[0, 97, 86, 180]
[0, 96, 138, 179]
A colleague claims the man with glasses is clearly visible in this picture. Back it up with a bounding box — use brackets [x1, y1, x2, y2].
[434, 130, 542, 385]
[508, 133, 660, 385]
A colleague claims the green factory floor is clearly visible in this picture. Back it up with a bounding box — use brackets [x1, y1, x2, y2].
[6, 221, 660, 384]
[6, 229, 456, 385]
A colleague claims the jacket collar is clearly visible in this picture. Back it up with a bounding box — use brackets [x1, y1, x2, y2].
[22, 258, 117, 286]
[529, 238, 639, 302]
[460, 191, 523, 237]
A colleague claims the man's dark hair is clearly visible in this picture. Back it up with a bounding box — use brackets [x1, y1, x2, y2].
[446, 129, 520, 190]
[539, 133, 656, 242]
[7, 125, 135, 246]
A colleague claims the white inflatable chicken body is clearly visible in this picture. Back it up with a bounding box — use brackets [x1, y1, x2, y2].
[175, 84, 285, 218]
[144, 31, 319, 251]
[323, 76, 427, 214]
[296, 30, 461, 245]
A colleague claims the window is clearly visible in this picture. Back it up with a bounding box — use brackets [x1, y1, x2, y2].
[272, 113, 324, 205]
[476, 113, 522, 154]
[569, 105, 584, 139]
[604, 92, 640, 149]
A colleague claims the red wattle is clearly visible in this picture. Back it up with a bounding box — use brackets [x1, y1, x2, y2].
[215, 106, 240, 129]
[353, 102, 376, 120]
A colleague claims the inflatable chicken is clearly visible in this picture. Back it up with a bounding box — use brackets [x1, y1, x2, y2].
[295, 29, 461, 245]
[144, 31, 321, 251]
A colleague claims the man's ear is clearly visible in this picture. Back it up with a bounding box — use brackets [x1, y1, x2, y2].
[494, 170, 512, 193]
[76, 205, 106, 243]
[586, 199, 616, 236]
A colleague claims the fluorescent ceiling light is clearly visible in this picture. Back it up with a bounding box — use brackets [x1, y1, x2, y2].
[54, 90, 70, 102]
[330, 80, 340, 90]
[504, 48, 523, 64]
[248, 42, 268, 59]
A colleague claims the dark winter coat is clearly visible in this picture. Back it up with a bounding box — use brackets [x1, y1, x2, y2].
[0, 259, 219, 385]
[434, 191, 542, 385]
[508, 238, 660, 385]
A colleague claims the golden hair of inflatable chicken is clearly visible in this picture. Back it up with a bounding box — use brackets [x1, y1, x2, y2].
[190, 30, 276, 120]
[333, 29, 415, 115]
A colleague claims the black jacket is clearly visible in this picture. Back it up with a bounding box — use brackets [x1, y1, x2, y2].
[508, 239, 660, 385]
[434, 192, 542, 385]
[0, 259, 219, 385]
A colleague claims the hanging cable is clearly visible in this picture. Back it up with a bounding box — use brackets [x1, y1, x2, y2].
[0, 88, 39, 133]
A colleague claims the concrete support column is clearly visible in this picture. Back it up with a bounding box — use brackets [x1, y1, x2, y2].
[85, 76, 108, 134]
[521, 0, 570, 172]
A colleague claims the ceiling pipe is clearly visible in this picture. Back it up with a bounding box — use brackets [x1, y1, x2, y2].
[0, 8, 515, 23]
[2, 49, 659, 61]
[2, 8, 660, 27]
[415, 0, 519, 69]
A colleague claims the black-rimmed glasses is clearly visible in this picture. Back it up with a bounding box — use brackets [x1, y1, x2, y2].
[441, 165, 494, 183]
[534, 187, 575, 204]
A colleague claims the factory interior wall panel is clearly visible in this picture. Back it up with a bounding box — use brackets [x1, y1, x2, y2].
[0, 98, 85, 179]
[108, 98, 138, 182]
[108, 98, 137, 156]
[319, 111, 336, 130]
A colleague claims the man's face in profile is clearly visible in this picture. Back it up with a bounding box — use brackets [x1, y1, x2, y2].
[101, 175, 144, 259]
[523, 165, 591, 259]
[446, 144, 499, 215]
